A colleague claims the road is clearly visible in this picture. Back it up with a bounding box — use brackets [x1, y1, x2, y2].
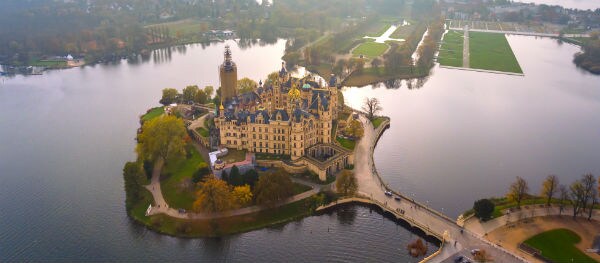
[463, 26, 469, 68]
[353, 115, 526, 262]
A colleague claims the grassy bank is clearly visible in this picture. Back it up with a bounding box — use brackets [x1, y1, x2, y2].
[469, 32, 522, 73]
[371, 117, 387, 129]
[342, 67, 428, 87]
[160, 144, 206, 210]
[352, 41, 389, 58]
[524, 229, 595, 263]
[136, 196, 317, 238]
[438, 30, 463, 67]
[141, 107, 165, 122]
[336, 136, 356, 150]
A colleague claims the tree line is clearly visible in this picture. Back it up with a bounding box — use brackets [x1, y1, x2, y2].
[474, 174, 599, 221]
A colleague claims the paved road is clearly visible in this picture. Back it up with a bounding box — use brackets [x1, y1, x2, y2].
[144, 162, 323, 220]
[463, 26, 469, 68]
[353, 115, 526, 262]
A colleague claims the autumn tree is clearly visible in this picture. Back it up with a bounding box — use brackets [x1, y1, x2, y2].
[541, 175, 559, 206]
[570, 180, 586, 218]
[558, 184, 569, 215]
[237, 77, 257, 93]
[160, 88, 179, 105]
[182, 85, 199, 103]
[336, 170, 357, 196]
[362, 97, 382, 121]
[136, 115, 187, 164]
[254, 172, 294, 206]
[507, 176, 528, 208]
[581, 174, 597, 220]
[193, 177, 233, 213]
[473, 199, 494, 221]
[232, 185, 253, 207]
[334, 58, 348, 76]
[371, 58, 382, 74]
[344, 119, 364, 139]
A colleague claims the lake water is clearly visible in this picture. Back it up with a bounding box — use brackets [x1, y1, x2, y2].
[342, 35, 600, 218]
[0, 39, 437, 261]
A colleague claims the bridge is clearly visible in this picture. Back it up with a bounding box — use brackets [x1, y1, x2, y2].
[319, 115, 528, 262]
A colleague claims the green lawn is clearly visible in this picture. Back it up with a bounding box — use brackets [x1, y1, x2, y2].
[29, 60, 68, 68]
[336, 136, 356, 150]
[195, 127, 209, 137]
[469, 32, 523, 73]
[161, 144, 206, 210]
[352, 41, 389, 58]
[292, 182, 312, 195]
[142, 107, 165, 122]
[438, 30, 464, 67]
[371, 117, 387, 129]
[390, 24, 416, 39]
[524, 229, 596, 263]
[146, 19, 208, 38]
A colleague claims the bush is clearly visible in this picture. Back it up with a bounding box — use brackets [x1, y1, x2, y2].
[192, 165, 211, 183]
[243, 169, 259, 188]
[473, 199, 495, 221]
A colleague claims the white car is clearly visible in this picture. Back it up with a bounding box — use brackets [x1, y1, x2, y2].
[384, 191, 393, 196]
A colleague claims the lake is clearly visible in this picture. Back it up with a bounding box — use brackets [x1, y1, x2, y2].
[342, 35, 600, 218]
[0, 39, 437, 261]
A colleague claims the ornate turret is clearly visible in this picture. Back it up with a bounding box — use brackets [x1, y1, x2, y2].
[219, 45, 238, 103]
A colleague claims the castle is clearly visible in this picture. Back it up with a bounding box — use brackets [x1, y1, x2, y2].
[214, 46, 353, 181]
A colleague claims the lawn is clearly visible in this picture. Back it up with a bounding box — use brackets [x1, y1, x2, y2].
[438, 30, 464, 67]
[195, 127, 209, 137]
[469, 32, 523, 73]
[390, 24, 416, 39]
[524, 229, 596, 263]
[292, 182, 313, 195]
[30, 60, 68, 68]
[371, 117, 387, 129]
[352, 41, 389, 58]
[142, 107, 164, 122]
[336, 136, 356, 150]
[161, 144, 206, 210]
[221, 149, 247, 163]
[146, 19, 208, 38]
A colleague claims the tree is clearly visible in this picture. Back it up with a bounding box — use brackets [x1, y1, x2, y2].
[160, 88, 179, 105]
[228, 165, 243, 186]
[344, 119, 364, 139]
[254, 172, 294, 206]
[182, 85, 199, 103]
[507, 176, 528, 208]
[570, 180, 586, 218]
[336, 170, 357, 196]
[221, 170, 229, 182]
[204, 86, 214, 99]
[123, 161, 147, 212]
[243, 169, 259, 187]
[558, 184, 569, 215]
[473, 199, 495, 221]
[192, 163, 211, 183]
[232, 185, 253, 207]
[194, 89, 208, 104]
[581, 174, 597, 220]
[362, 97, 382, 121]
[193, 177, 233, 213]
[541, 175, 559, 206]
[136, 115, 187, 163]
[334, 58, 347, 76]
[371, 58, 382, 74]
[237, 77, 257, 93]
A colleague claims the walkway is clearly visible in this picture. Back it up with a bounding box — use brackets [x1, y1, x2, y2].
[448, 27, 589, 38]
[351, 115, 526, 262]
[364, 23, 407, 43]
[463, 26, 470, 68]
[144, 161, 324, 220]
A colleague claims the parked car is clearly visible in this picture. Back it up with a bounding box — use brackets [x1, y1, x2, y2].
[178, 209, 186, 214]
[384, 191, 393, 196]
[394, 196, 401, 201]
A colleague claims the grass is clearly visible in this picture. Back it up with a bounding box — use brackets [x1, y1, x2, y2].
[292, 182, 313, 195]
[524, 229, 596, 263]
[142, 107, 164, 122]
[161, 144, 206, 210]
[336, 136, 356, 150]
[343, 66, 428, 87]
[469, 32, 523, 73]
[390, 24, 416, 39]
[255, 153, 291, 161]
[195, 127, 209, 137]
[29, 60, 68, 68]
[146, 19, 208, 38]
[438, 30, 464, 67]
[221, 149, 247, 163]
[371, 117, 387, 129]
[141, 195, 316, 237]
[352, 41, 389, 58]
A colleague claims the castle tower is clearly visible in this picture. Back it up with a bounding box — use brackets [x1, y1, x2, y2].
[219, 45, 238, 103]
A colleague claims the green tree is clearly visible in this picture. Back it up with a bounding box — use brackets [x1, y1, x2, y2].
[193, 177, 233, 213]
[194, 89, 208, 104]
[507, 176, 528, 208]
[182, 85, 200, 103]
[192, 163, 211, 183]
[345, 119, 364, 139]
[232, 185, 253, 207]
[237, 77, 257, 93]
[541, 175, 559, 206]
[228, 165, 243, 186]
[136, 115, 187, 163]
[160, 88, 179, 105]
[204, 86, 214, 99]
[254, 172, 294, 206]
[243, 169, 259, 187]
[123, 161, 147, 212]
[336, 170, 357, 196]
[473, 199, 495, 221]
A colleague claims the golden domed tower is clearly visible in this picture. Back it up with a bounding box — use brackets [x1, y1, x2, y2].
[219, 45, 237, 103]
[287, 81, 301, 114]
